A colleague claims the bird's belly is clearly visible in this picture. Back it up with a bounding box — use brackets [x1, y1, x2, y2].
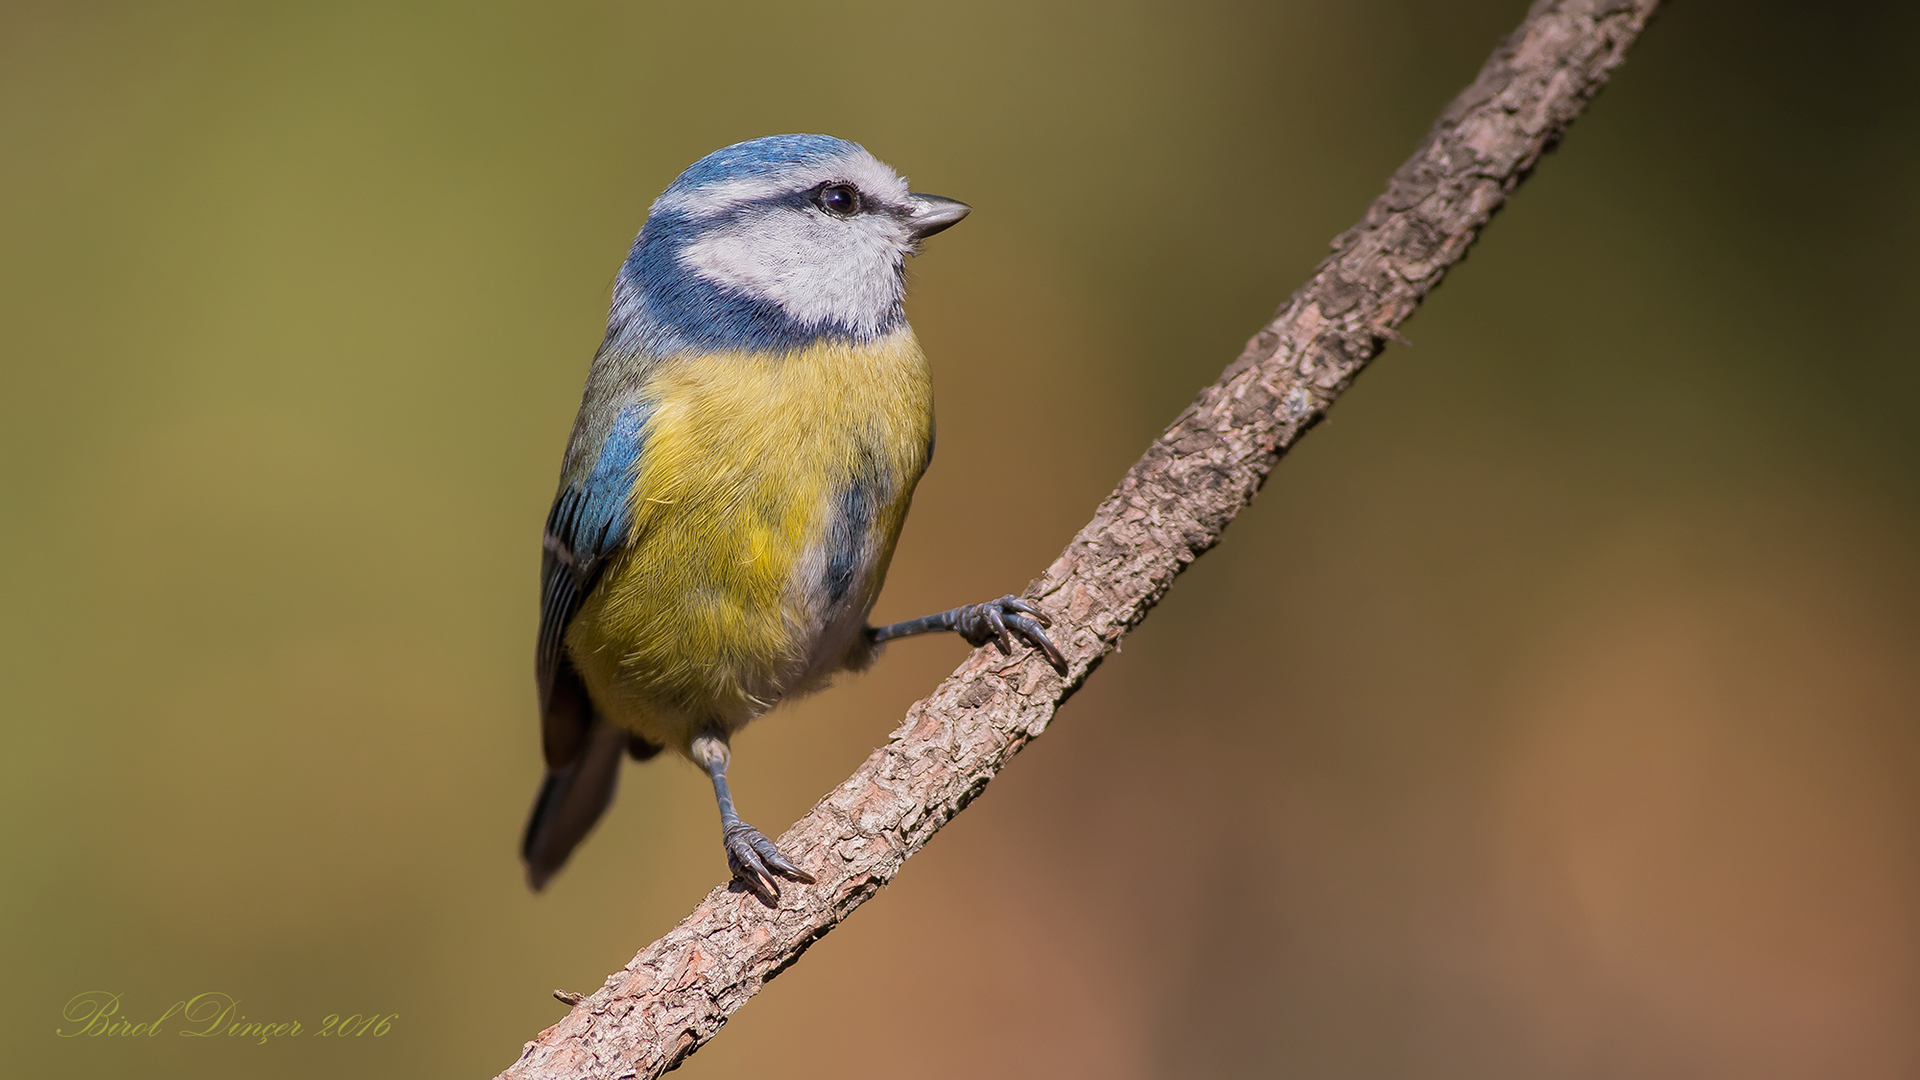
[564, 333, 932, 751]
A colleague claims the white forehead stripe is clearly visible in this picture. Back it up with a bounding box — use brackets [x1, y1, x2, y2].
[651, 148, 910, 218]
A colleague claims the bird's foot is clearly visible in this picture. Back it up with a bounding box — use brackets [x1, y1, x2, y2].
[723, 820, 814, 905]
[952, 595, 1068, 674]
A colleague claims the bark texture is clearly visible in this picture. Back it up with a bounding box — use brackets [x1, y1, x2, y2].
[500, 2, 1661, 1076]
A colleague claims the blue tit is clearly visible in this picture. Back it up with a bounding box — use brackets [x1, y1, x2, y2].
[523, 134, 1065, 900]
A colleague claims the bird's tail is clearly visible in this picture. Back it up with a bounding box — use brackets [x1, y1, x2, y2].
[520, 719, 627, 891]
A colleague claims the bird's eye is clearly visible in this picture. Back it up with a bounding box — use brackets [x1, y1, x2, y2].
[816, 183, 861, 217]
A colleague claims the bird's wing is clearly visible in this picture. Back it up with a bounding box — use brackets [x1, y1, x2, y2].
[523, 397, 656, 889]
[534, 400, 653, 770]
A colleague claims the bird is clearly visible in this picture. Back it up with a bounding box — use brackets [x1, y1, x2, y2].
[523, 134, 1066, 901]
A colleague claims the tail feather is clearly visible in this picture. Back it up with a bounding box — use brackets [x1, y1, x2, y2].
[521, 720, 626, 891]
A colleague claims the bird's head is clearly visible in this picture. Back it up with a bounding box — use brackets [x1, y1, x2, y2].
[610, 134, 970, 357]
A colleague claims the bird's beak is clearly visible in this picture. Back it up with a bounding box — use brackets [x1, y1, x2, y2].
[904, 193, 971, 239]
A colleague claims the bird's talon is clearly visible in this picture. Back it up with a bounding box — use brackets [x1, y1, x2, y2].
[750, 832, 815, 883]
[1004, 597, 1051, 627]
[957, 596, 1069, 675]
[1004, 612, 1065, 672]
[723, 821, 811, 903]
[983, 606, 1013, 653]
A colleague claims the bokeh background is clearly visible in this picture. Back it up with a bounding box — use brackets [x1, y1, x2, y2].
[4, 0, 1916, 1076]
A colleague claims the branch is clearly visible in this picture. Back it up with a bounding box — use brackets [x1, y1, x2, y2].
[500, 2, 1661, 1075]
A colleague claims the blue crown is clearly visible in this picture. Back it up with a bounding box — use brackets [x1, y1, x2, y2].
[664, 134, 864, 196]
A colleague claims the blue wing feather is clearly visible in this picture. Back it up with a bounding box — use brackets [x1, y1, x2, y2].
[534, 400, 653, 767]
[523, 398, 656, 887]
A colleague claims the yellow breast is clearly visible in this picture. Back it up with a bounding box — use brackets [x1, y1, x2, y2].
[565, 330, 933, 749]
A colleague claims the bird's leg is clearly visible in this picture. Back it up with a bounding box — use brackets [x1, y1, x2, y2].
[867, 594, 1068, 674]
[691, 732, 814, 905]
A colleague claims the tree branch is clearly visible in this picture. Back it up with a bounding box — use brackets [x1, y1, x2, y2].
[500, 2, 1661, 1075]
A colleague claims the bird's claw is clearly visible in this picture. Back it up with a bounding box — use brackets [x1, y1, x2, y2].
[723, 820, 814, 905]
[954, 595, 1068, 675]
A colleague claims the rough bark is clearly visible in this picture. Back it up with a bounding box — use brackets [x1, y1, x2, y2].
[499, 2, 1661, 1076]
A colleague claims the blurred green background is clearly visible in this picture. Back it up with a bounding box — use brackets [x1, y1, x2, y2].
[4, 0, 1916, 1076]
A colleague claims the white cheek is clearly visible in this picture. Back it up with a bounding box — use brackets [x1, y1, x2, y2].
[679, 212, 908, 336]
